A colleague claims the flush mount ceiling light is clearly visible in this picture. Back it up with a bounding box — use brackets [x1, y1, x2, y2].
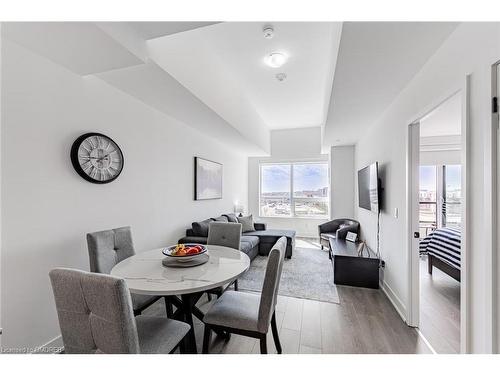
[266, 52, 287, 68]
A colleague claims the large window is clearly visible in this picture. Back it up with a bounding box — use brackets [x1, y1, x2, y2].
[418, 164, 462, 236]
[419, 165, 437, 235]
[260, 162, 329, 218]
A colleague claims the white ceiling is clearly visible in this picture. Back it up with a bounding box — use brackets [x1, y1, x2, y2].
[323, 22, 460, 147]
[147, 22, 343, 131]
[3, 22, 464, 156]
[2, 21, 270, 155]
[126, 22, 219, 40]
[96, 62, 265, 155]
[2, 22, 144, 75]
[420, 92, 461, 137]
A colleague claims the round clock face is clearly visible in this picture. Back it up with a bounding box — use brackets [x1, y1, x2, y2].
[70, 133, 124, 184]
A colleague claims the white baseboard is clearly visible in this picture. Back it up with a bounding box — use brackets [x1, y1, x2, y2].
[380, 280, 407, 323]
[32, 335, 63, 354]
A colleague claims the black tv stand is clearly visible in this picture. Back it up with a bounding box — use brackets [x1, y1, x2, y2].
[329, 238, 383, 289]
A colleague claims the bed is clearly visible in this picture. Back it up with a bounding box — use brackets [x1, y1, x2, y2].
[419, 227, 461, 282]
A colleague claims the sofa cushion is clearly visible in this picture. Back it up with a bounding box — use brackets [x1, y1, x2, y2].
[237, 214, 255, 232]
[191, 218, 214, 237]
[239, 241, 254, 255]
[212, 215, 229, 222]
[244, 229, 296, 243]
[223, 213, 239, 223]
[178, 236, 208, 245]
[241, 235, 260, 248]
[239, 236, 259, 255]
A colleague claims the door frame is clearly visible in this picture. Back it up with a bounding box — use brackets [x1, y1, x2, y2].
[406, 76, 471, 353]
[492, 61, 500, 353]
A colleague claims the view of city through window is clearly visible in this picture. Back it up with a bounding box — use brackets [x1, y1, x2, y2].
[419, 165, 437, 229]
[260, 163, 329, 218]
[444, 165, 461, 228]
[419, 164, 461, 234]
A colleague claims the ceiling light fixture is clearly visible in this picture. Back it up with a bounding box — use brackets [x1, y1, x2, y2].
[266, 52, 287, 68]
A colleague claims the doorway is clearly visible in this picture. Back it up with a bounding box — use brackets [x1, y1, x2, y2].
[407, 83, 469, 354]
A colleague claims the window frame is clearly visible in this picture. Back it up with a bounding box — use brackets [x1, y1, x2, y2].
[442, 164, 462, 229]
[418, 165, 439, 232]
[418, 164, 462, 233]
[259, 161, 330, 219]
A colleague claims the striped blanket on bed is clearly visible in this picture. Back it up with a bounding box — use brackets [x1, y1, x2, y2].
[419, 227, 461, 270]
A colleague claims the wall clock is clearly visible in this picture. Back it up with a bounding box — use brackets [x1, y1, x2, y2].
[70, 133, 124, 184]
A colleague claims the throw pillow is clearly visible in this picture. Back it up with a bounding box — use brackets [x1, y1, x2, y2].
[223, 213, 239, 223]
[237, 214, 255, 233]
[212, 215, 229, 222]
[192, 218, 214, 237]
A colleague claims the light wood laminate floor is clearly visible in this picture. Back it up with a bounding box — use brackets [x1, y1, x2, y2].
[145, 286, 432, 354]
[419, 256, 460, 353]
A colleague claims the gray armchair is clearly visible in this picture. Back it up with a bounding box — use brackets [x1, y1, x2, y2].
[318, 218, 360, 250]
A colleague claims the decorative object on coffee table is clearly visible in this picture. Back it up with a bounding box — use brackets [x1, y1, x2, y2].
[346, 231, 358, 242]
[194, 157, 222, 200]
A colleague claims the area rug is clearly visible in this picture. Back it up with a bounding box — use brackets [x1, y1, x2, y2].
[238, 245, 340, 304]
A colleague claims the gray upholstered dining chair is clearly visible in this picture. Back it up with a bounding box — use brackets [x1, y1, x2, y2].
[86, 226, 171, 316]
[202, 236, 287, 354]
[207, 221, 242, 250]
[206, 222, 242, 299]
[49, 268, 190, 354]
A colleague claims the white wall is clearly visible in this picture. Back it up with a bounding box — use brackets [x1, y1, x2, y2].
[248, 127, 329, 237]
[330, 145, 355, 218]
[0, 38, 248, 350]
[354, 23, 500, 353]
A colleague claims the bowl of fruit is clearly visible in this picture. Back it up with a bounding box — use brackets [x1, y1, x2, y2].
[162, 243, 207, 262]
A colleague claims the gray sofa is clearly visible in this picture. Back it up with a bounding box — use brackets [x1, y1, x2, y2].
[178, 214, 295, 260]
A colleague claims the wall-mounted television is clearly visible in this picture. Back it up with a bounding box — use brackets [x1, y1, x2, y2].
[358, 162, 380, 213]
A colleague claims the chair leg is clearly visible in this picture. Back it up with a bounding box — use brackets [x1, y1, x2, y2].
[234, 279, 239, 291]
[203, 325, 212, 354]
[165, 297, 173, 318]
[260, 335, 268, 354]
[271, 312, 282, 354]
[179, 337, 187, 354]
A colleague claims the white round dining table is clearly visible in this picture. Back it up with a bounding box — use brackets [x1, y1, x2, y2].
[111, 245, 250, 295]
[111, 244, 250, 353]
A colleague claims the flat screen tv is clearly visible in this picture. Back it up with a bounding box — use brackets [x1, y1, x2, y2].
[358, 162, 379, 213]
